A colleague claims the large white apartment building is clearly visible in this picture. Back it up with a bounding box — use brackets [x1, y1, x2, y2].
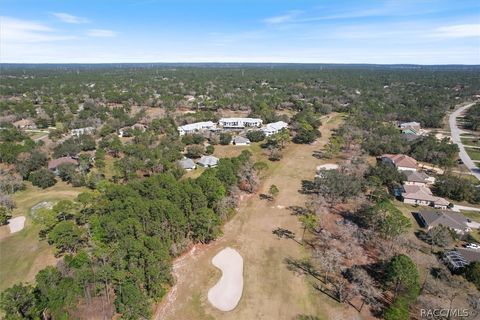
[218, 117, 263, 129]
[178, 121, 216, 136]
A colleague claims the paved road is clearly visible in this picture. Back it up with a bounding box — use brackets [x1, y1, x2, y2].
[452, 204, 480, 212]
[449, 102, 480, 181]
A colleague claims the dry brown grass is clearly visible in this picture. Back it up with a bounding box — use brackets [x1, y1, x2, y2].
[154, 114, 361, 320]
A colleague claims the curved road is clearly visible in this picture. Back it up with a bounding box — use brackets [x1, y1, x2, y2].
[449, 102, 480, 181]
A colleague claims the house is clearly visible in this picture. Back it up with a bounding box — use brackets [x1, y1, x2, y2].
[401, 185, 450, 209]
[71, 127, 94, 137]
[261, 121, 289, 136]
[444, 248, 480, 270]
[178, 121, 216, 136]
[48, 157, 79, 174]
[232, 136, 251, 146]
[381, 154, 417, 171]
[399, 121, 421, 133]
[218, 118, 263, 129]
[13, 119, 36, 130]
[178, 158, 196, 171]
[404, 171, 435, 186]
[417, 209, 470, 234]
[197, 155, 219, 168]
[118, 124, 148, 137]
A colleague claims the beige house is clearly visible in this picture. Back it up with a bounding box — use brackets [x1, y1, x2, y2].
[401, 185, 450, 209]
[381, 154, 417, 171]
[404, 171, 435, 187]
[13, 119, 36, 130]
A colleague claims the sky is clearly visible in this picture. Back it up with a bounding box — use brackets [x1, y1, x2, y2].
[1, 0, 479, 64]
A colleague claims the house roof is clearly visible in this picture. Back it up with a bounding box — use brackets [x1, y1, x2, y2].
[402, 185, 449, 206]
[179, 158, 196, 169]
[13, 119, 34, 127]
[219, 117, 262, 123]
[178, 121, 215, 131]
[233, 136, 250, 144]
[457, 248, 480, 264]
[418, 209, 469, 231]
[197, 155, 219, 167]
[400, 121, 420, 128]
[405, 171, 430, 183]
[382, 154, 417, 169]
[264, 121, 288, 131]
[48, 157, 79, 170]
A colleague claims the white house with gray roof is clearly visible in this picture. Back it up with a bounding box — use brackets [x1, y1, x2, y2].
[262, 121, 288, 136]
[178, 121, 216, 136]
[197, 155, 219, 168]
[178, 158, 196, 171]
[417, 209, 470, 234]
[218, 118, 262, 129]
[232, 136, 251, 146]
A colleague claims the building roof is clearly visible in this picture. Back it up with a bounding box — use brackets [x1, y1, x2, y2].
[13, 119, 35, 127]
[219, 117, 262, 123]
[179, 121, 215, 131]
[179, 158, 196, 169]
[418, 209, 469, 231]
[444, 250, 469, 269]
[457, 248, 480, 264]
[400, 121, 421, 128]
[405, 171, 430, 183]
[233, 136, 250, 144]
[197, 155, 219, 167]
[48, 157, 79, 170]
[264, 121, 288, 131]
[382, 154, 417, 169]
[402, 185, 449, 206]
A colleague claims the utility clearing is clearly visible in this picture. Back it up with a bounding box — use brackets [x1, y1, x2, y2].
[207, 247, 244, 312]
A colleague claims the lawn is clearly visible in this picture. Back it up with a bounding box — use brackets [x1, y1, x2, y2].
[460, 210, 480, 223]
[0, 181, 85, 292]
[465, 147, 480, 161]
[461, 137, 480, 147]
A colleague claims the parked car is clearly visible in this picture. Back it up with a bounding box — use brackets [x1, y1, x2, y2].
[465, 243, 480, 250]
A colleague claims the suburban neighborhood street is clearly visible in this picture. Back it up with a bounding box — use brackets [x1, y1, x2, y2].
[449, 102, 480, 181]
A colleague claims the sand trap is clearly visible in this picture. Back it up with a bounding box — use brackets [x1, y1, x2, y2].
[8, 216, 26, 233]
[208, 247, 244, 311]
[316, 163, 339, 172]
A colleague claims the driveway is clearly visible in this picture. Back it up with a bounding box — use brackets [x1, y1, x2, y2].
[449, 102, 480, 181]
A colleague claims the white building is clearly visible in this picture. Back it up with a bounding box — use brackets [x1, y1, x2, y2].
[178, 121, 216, 136]
[232, 136, 251, 146]
[71, 127, 94, 137]
[218, 118, 262, 129]
[262, 121, 288, 136]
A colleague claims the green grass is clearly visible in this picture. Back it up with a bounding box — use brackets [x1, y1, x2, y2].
[460, 210, 480, 223]
[465, 147, 480, 161]
[461, 137, 480, 147]
[0, 181, 85, 292]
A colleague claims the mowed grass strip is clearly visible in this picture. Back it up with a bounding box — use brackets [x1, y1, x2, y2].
[465, 147, 480, 161]
[0, 181, 85, 291]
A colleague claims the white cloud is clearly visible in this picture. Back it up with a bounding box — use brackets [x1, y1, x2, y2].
[87, 29, 116, 37]
[263, 10, 302, 25]
[0, 16, 75, 42]
[51, 12, 90, 24]
[433, 24, 480, 38]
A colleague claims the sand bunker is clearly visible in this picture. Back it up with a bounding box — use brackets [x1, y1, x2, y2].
[316, 163, 339, 172]
[8, 216, 26, 233]
[208, 247, 244, 311]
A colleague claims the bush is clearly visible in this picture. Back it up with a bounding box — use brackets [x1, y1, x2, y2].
[0, 206, 12, 225]
[219, 133, 232, 145]
[205, 145, 215, 155]
[185, 145, 204, 159]
[29, 168, 56, 189]
[465, 261, 480, 290]
[246, 130, 266, 142]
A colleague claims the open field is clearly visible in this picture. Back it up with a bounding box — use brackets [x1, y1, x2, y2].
[0, 181, 85, 291]
[461, 136, 480, 147]
[154, 114, 364, 320]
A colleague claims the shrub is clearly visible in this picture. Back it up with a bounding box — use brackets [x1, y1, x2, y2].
[219, 133, 232, 145]
[246, 130, 266, 142]
[29, 168, 56, 189]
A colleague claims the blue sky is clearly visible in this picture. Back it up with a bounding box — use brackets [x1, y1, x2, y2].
[1, 0, 479, 64]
